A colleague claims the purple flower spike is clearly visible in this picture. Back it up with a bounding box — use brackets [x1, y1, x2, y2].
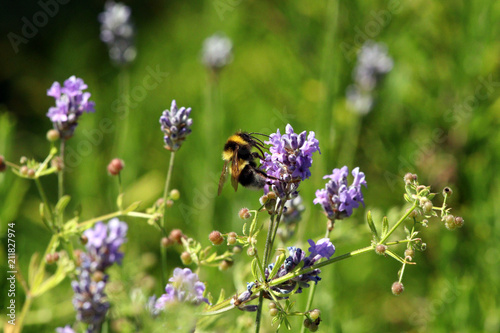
[46, 76, 95, 139]
[159, 100, 193, 152]
[99, 1, 136, 65]
[83, 218, 128, 272]
[155, 268, 209, 310]
[260, 124, 320, 197]
[314, 166, 367, 220]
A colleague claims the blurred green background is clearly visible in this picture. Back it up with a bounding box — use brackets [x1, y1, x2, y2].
[1, 0, 499, 332]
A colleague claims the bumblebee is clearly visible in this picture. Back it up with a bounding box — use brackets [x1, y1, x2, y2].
[218, 131, 271, 195]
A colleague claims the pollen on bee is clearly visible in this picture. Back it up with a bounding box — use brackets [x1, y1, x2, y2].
[222, 150, 233, 161]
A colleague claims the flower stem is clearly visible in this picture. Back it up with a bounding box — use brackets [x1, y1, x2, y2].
[300, 219, 335, 333]
[379, 201, 418, 244]
[34, 178, 54, 230]
[160, 152, 176, 286]
[58, 139, 65, 202]
[14, 295, 32, 333]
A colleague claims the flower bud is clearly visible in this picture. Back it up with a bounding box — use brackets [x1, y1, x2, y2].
[423, 201, 433, 214]
[169, 229, 184, 244]
[442, 187, 453, 196]
[51, 156, 64, 171]
[391, 282, 404, 295]
[107, 158, 124, 175]
[161, 236, 173, 247]
[404, 248, 415, 261]
[375, 244, 387, 255]
[166, 199, 174, 208]
[219, 259, 233, 271]
[233, 245, 242, 254]
[269, 308, 278, 317]
[454, 216, 464, 228]
[239, 208, 251, 219]
[92, 271, 105, 282]
[309, 309, 321, 320]
[180, 251, 192, 265]
[227, 232, 237, 245]
[74, 249, 83, 266]
[247, 247, 256, 257]
[20, 165, 28, 176]
[209, 230, 224, 245]
[46, 253, 56, 264]
[27, 168, 35, 178]
[169, 189, 180, 200]
[0, 155, 6, 172]
[404, 173, 414, 184]
[268, 302, 277, 309]
[259, 194, 269, 205]
[46, 129, 60, 142]
[303, 319, 312, 329]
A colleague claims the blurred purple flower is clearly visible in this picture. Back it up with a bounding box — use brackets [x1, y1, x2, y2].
[83, 218, 128, 272]
[55, 326, 75, 333]
[202, 33, 233, 70]
[260, 124, 320, 197]
[71, 269, 109, 332]
[46, 76, 95, 139]
[159, 100, 193, 152]
[155, 268, 209, 309]
[314, 166, 367, 219]
[99, 1, 136, 65]
[71, 219, 128, 332]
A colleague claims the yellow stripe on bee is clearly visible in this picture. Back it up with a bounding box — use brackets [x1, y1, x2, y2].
[229, 134, 248, 146]
[238, 159, 248, 171]
[222, 150, 233, 161]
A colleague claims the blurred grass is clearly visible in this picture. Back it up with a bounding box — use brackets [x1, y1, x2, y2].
[1, 0, 499, 332]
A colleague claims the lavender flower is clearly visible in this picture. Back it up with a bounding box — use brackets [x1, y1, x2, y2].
[82, 218, 128, 272]
[71, 219, 128, 332]
[260, 124, 320, 197]
[159, 100, 193, 151]
[202, 33, 233, 71]
[71, 269, 109, 332]
[346, 40, 393, 115]
[314, 166, 367, 220]
[354, 41, 393, 91]
[46, 76, 95, 139]
[154, 268, 209, 310]
[99, 1, 136, 65]
[266, 238, 335, 295]
[55, 326, 75, 333]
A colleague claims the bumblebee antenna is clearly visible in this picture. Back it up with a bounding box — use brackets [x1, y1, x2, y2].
[249, 132, 269, 138]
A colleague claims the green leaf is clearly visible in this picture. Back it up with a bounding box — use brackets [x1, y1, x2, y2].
[124, 201, 141, 213]
[403, 193, 412, 203]
[251, 258, 259, 280]
[116, 193, 124, 210]
[28, 253, 40, 288]
[428, 193, 436, 201]
[32, 254, 73, 297]
[382, 216, 389, 237]
[205, 251, 217, 263]
[242, 222, 247, 236]
[55, 195, 71, 215]
[366, 211, 379, 240]
[216, 289, 225, 304]
[268, 253, 285, 280]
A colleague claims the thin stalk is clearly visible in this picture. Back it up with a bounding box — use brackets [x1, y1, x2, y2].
[14, 295, 32, 333]
[34, 178, 54, 230]
[160, 152, 176, 286]
[300, 220, 334, 333]
[58, 139, 65, 201]
[379, 201, 418, 244]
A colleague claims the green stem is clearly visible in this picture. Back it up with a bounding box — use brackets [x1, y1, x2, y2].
[379, 201, 418, 244]
[58, 139, 65, 202]
[160, 152, 176, 286]
[34, 178, 54, 230]
[58, 139, 66, 229]
[300, 220, 334, 333]
[14, 295, 32, 333]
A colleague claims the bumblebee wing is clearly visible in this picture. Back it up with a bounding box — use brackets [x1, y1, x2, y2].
[218, 160, 230, 196]
[231, 147, 240, 192]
